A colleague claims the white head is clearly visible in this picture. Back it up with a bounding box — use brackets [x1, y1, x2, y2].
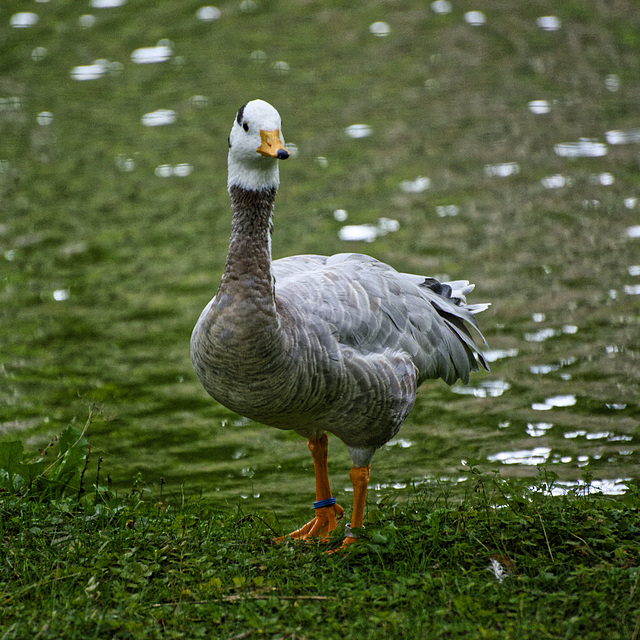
[227, 99, 289, 192]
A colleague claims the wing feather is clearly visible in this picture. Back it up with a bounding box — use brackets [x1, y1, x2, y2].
[273, 252, 488, 388]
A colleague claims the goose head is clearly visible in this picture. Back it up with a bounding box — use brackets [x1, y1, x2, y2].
[227, 99, 289, 192]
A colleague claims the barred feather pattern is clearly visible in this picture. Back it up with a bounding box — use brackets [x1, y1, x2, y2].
[191, 187, 488, 467]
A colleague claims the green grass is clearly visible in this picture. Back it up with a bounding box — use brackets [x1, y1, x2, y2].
[2, 0, 639, 500]
[2, 2, 640, 635]
[2, 428, 639, 639]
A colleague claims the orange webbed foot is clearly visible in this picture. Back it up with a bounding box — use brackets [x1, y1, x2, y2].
[274, 503, 344, 543]
[324, 529, 360, 553]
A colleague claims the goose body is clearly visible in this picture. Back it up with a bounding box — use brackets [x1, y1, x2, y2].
[191, 100, 488, 546]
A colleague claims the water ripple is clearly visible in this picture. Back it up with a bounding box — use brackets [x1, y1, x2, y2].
[399, 177, 430, 193]
[487, 447, 551, 465]
[464, 11, 486, 27]
[11, 12, 39, 28]
[536, 16, 561, 31]
[91, 0, 127, 7]
[141, 109, 176, 127]
[369, 21, 391, 37]
[338, 217, 399, 242]
[451, 379, 510, 398]
[131, 43, 172, 64]
[344, 124, 372, 139]
[196, 6, 221, 21]
[554, 139, 607, 158]
[605, 128, 640, 144]
[531, 394, 577, 411]
[533, 478, 630, 496]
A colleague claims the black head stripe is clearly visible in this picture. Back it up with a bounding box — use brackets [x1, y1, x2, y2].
[236, 104, 247, 126]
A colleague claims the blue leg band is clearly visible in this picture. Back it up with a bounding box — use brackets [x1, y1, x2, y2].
[313, 497, 336, 509]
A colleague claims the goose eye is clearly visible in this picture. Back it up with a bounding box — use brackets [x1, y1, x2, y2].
[242, 122, 249, 132]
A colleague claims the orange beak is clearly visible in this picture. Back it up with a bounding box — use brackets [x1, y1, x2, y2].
[257, 129, 290, 159]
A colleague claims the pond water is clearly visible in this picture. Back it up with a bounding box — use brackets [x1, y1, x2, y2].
[1, 1, 638, 526]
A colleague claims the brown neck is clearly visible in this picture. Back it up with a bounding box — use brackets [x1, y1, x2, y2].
[218, 185, 277, 303]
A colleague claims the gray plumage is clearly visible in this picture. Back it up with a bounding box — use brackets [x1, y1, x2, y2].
[191, 184, 489, 468]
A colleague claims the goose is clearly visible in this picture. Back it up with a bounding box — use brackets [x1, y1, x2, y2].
[191, 99, 489, 549]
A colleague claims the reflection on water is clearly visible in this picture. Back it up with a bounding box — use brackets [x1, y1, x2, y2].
[530, 363, 560, 375]
[533, 478, 630, 496]
[536, 16, 561, 31]
[272, 61, 291, 75]
[36, 112, 53, 126]
[485, 162, 519, 178]
[606, 128, 640, 144]
[10, 13, 39, 28]
[554, 139, 607, 158]
[483, 348, 518, 362]
[386, 438, 413, 449]
[196, 7, 222, 22]
[142, 109, 177, 127]
[338, 218, 399, 242]
[116, 156, 136, 172]
[31, 47, 48, 62]
[435, 204, 459, 217]
[52, 289, 70, 302]
[2, 2, 639, 512]
[541, 175, 569, 188]
[591, 172, 614, 186]
[526, 422, 553, 437]
[464, 11, 486, 27]
[525, 325, 577, 343]
[451, 379, 510, 398]
[131, 43, 172, 64]
[369, 21, 391, 37]
[250, 50, 268, 64]
[79, 15, 97, 28]
[531, 394, 577, 411]
[344, 124, 372, 139]
[605, 74, 620, 92]
[71, 60, 110, 81]
[239, 0, 258, 13]
[528, 100, 551, 115]
[431, 1, 452, 15]
[92, 0, 127, 8]
[154, 163, 193, 178]
[488, 447, 551, 466]
[399, 177, 430, 193]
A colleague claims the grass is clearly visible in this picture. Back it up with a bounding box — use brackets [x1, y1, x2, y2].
[2, 0, 639, 500]
[2, 427, 639, 639]
[2, 2, 640, 636]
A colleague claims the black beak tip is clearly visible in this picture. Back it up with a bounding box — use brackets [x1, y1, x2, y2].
[277, 148, 290, 160]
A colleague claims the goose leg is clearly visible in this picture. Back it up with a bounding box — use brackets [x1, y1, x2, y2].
[338, 464, 370, 549]
[274, 434, 344, 543]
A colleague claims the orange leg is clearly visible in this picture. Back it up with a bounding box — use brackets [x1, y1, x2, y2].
[274, 434, 344, 543]
[338, 465, 370, 549]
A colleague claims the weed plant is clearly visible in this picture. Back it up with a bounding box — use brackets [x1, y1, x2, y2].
[1, 427, 639, 639]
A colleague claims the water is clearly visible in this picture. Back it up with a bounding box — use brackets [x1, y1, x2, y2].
[369, 22, 391, 38]
[141, 109, 177, 127]
[344, 123, 372, 139]
[1, 2, 638, 522]
[338, 217, 400, 242]
[10, 12, 39, 28]
[196, 7, 222, 23]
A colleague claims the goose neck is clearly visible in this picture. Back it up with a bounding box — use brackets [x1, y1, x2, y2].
[219, 185, 277, 300]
